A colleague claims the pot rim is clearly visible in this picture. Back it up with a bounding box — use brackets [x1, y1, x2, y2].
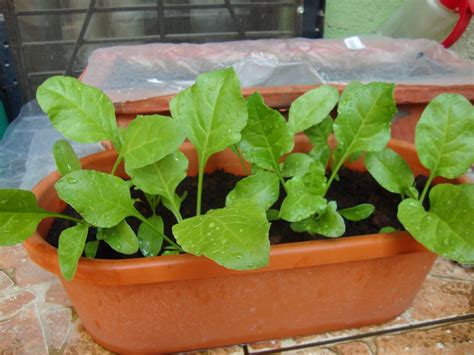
[113, 84, 474, 115]
[24, 138, 467, 286]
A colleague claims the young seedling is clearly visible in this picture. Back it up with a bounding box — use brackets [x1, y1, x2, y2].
[1, 68, 471, 283]
[170, 69, 247, 213]
[0, 69, 271, 280]
[169, 68, 270, 270]
[366, 94, 474, 264]
[231, 81, 396, 238]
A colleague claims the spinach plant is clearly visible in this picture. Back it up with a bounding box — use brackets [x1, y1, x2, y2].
[0, 68, 270, 280]
[1, 67, 472, 283]
[231, 83, 473, 263]
[365, 94, 474, 264]
[231, 81, 397, 238]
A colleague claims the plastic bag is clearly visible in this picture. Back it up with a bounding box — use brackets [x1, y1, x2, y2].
[82, 36, 474, 103]
[0, 101, 103, 189]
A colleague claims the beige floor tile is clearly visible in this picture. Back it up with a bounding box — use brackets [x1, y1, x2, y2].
[0, 304, 48, 354]
[184, 345, 246, 355]
[291, 348, 336, 354]
[62, 321, 113, 355]
[409, 276, 473, 321]
[332, 341, 373, 354]
[0, 290, 36, 319]
[42, 307, 73, 352]
[45, 280, 73, 307]
[375, 322, 474, 354]
[430, 258, 474, 281]
[275, 323, 474, 355]
[0, 271, 14, 291]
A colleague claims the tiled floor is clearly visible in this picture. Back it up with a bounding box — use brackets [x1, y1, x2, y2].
[0, 244, 472, 354]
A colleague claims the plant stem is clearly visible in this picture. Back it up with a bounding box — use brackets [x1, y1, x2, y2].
[174, 208, 183, 222]
[151, 196, 157, 216]
[163, 198, 183, 222]
[133, 210, 183, 252]
[165, 245, 181, 251]
[277, 170, 288, 193]
[272, 161, 288, 194]
[167, 197, 183, 222]
[232, 144, 249, 175]
[196, 157, 207, 216]
[400, 191, 406, 201]
[48, 213, 85, 224]
[111, 135, 122, 153]
[143, 193, 157, 216]
[111, 155, 123, 175]
[149, 193, 182, 222]
[420, 172, 435, 204]
[325, 151, 348, 194]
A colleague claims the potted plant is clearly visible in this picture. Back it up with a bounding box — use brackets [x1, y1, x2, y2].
[1, 68, 472, 353]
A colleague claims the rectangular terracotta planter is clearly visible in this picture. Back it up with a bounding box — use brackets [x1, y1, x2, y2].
[111, 84, 474, 144]
[24, 137, 460, 353]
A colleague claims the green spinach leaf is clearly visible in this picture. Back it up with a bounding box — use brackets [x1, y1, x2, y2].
[172, 202, 270, 270]
[406, 186, 419, 200]
[288, 85, 339, 133]
[85, 240, 99, 258]
[55, 170, 135, 228]
[0, 190, 49, 245]
[170, 68, 247, 164]
[379, 226, 398, 233]
[305, 116, 333, 167]
[460, 184, 474, 207]
[266, 208, 280, 221]
[226, 172, 279, 210]
[126, 151, 188, 221]
[99, 220, 139, 255]
[137, 215, 164, 257]
[53, 140, 81, 176]
[365, 148, 414, 194]
[291, 201, 345, 238]
[36, 76, 118, 145]
[250, 163, 267, 174]
[281, 153, 315, 178]
[239, 92, 293, 172]
[333, 82, 396, 166]
[121, 115, 186, 169]
[300, 161, 327, 195]
[398, 184, 474, 263]
[280, 176, 327, 222]
[58, 223, 88, 280]
[339, 203, 375, 221]
[162, 250, 180, 256]
[416, 94, 474, 179]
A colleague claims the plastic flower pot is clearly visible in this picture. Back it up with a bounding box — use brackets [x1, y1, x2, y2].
[23, 137, 467, 354]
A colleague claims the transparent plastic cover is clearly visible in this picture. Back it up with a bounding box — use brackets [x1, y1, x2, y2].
[2, 36, 473, 188]
[82, 36, 474, 103]
[0, 102, 103, 189]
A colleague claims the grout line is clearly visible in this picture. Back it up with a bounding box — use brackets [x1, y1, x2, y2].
[33, 301, 50, 354]
[248, 313, 474, 354]
[429, 274, 474, 283]
[243, 344, 250, 355]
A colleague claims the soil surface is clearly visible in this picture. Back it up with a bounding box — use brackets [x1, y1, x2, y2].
[47, 169, 427, 259]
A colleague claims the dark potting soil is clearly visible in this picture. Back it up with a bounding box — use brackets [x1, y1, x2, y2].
[47, 169, 427, 259]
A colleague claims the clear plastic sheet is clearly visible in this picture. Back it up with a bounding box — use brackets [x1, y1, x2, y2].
[2, 37, 473, 189]
[82, 36, 474, 103]
[0, 101, 103, 189]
